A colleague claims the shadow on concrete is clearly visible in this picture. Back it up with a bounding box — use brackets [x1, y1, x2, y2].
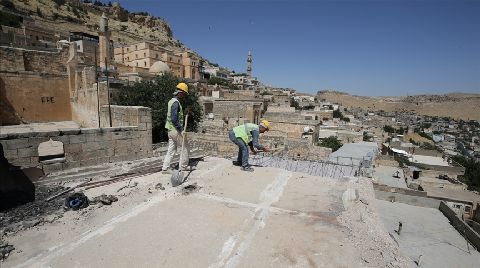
[0, 143, 36, 211]
[0, 77, 25, 125]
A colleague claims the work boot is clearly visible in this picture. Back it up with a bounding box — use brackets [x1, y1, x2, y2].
[232, 161, 241, 166]
[241, 166, 254, 172]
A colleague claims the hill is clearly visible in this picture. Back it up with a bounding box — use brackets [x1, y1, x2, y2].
[317, 90, 480, 121]
[1, 0, 190, 53]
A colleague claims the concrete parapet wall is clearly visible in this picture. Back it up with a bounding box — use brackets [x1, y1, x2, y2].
[0, 124, 152, 175]
[439, 201, 480, 251]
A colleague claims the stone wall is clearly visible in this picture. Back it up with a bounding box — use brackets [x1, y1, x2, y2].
[188, 132, 330, 161]
[0, 46, 69, 74]
[0, 106, 152, 173]
[0, 124, 152, 174]
[100, 105, 152, 156]
[212, 100, 263, 123]
[0, 46, 71, 125]
[0, 72, 71, 125]
[267, 120, 320, 139]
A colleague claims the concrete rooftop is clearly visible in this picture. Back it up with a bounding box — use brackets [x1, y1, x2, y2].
[375, 199, 480, 267]
[3, 157, 408, 267]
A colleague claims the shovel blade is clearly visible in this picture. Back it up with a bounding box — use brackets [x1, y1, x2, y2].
[171, 170, 184, 187]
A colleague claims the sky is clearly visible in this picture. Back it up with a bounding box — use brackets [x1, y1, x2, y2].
[119, 0, 480, 96]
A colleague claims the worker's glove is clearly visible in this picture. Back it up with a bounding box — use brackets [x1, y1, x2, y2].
[252, 150, 258, 155]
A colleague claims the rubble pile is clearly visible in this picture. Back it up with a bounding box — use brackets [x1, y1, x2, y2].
[0, 185, 67, 234]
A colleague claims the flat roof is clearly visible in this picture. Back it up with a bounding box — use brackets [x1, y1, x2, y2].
[410, 155, 449, 167]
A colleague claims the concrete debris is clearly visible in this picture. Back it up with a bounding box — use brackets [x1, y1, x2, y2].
[0, 185, 66, 234]
[21, 219, 42, 229]
[182, 183, 201, 195]
[155, 183, 165, 190]
[0, 241, 15, 261]
[91, 195, 118, 206]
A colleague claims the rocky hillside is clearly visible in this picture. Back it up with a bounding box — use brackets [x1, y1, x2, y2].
[1, 0, 188, 53]
[317, 90, 480, 120]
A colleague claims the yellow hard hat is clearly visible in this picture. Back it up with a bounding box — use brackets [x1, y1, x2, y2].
[260, 120, 270, 129]
[176, 82, 189, 94]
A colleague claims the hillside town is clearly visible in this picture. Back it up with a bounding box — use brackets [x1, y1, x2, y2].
[1, 1, 480, 267]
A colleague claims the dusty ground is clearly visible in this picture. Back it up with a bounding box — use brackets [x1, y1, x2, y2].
[2, 157, 409, 267]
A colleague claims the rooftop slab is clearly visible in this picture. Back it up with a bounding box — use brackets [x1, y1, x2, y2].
[375, 199, 480, 267]
[3, 157, 408, 267]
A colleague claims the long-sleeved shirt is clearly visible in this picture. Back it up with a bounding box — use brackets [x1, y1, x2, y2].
[170, 99, 183, 132]
[249, 129, 265, 150]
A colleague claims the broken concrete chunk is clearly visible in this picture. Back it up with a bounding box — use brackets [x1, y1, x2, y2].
[0, 242, 15, 260]
[91, 194, 118, 205]
[182, 183, 201, 195]
[155, 183, 165, 190]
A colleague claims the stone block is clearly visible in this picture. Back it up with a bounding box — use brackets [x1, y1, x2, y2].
[3, 149, 18, 158]
[64, 143, 82, 154]
[60, 128, 81, 135]
[138, 123, 147, 131]
[11, 157, 32, 167]
[69, 135, 87, 144]
[4, 138, 32, 150]
[82, 142, 104, 152]
[101, 127, 122, 133]
[81, 128, 100, 134]
[94, 132, 112, 141]
[63, 161, 81, 170]
[42, 163, 64, 174]
[17, 147, 37, 158]
[34, 130, 60, 137]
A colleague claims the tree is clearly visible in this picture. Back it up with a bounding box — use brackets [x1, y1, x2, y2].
[320, 136, 343, 152]
[451, 155, 480, 191]
[0, 0, 15, 10]
[333, 109, 343, 118]
[383, 125, 395, 133]
[112, 73, 203, 143]
[290, 99, 300, 110]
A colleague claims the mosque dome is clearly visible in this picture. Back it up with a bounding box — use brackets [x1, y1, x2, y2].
[149, 61, 170, 74]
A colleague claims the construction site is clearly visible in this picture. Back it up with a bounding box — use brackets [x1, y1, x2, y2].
[2, 1, 480, 267]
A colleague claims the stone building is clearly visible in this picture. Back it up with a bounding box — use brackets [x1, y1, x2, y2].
[200, 97, 264, 124]
[113, 41, 200, 80]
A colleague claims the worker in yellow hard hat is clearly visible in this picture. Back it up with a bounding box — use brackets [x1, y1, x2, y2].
[162, 82, 191, 173]
[228, 120, 271, 172]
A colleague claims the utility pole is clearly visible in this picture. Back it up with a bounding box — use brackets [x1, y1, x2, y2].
[95, 47, 100, 128]
[105, 57, 112, 127]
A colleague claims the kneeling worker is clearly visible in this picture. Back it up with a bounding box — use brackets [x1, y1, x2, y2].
[228, 120, 271, 172]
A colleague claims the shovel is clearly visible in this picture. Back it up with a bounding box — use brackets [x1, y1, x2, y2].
[171, 114, 189, 187]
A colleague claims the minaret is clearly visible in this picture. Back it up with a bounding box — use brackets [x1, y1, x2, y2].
[247, 50, 252, 78]
[98, 13, 111, 68]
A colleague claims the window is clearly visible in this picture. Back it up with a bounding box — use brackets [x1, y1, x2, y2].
[144, 52, 146, 57]
[144, 61, 146, 67]
[156, 54, 158, 59]
[135, 45, 137, 50]
[136, 62, 138, 67]
[126, 48, 129, 52]
[169, 57, 172, 61]
[178, 59, 180, 63]
[136, 54, 138, 59]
